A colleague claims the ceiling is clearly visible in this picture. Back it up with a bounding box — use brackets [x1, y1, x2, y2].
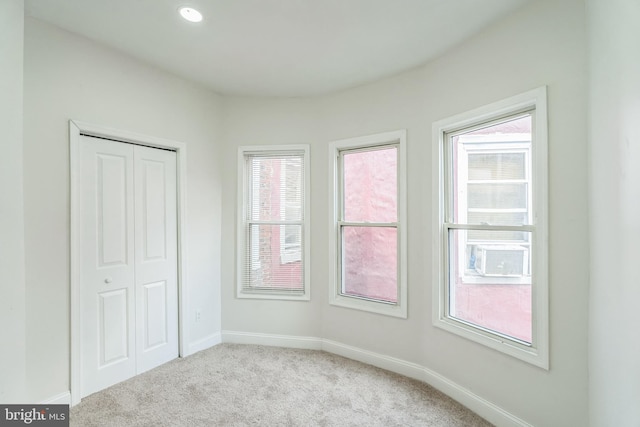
[25, 0, 530, 97]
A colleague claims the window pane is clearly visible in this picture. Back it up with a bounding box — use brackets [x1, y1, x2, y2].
[343, 146, 397, 222]
[462, 115, 531, 139]
[283, 224, 300, 247]
[280, 224, 302, 263]
[468, 153, 526, 180]
[468, 183, 527, 210]
[448, 228, 532, 343]
[249, 155, 302, 221]
[246, 224, 303, 290]
[467, 226, 529, 242]
[282, 158, 302, 221]
[467, 229, 527, 241]
[468, 211, 528, 227]
[342, 226, 397, 303]
[452, 115, 532, 226]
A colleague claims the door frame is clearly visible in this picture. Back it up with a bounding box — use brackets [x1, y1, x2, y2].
[69, 120, 188, 406]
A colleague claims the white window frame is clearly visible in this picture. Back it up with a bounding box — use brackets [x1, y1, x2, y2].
[432, 87, 549, 369]
[237, 145, 311, 301]
[329, 130, 407, 318]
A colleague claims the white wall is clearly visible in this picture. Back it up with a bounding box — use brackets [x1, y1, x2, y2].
[221, 0, 589, 425]
[220, 97, 324, 338]
[22, 18, 223, 402]
[588, 0, 640, 425]
[0, 0, 27, 403]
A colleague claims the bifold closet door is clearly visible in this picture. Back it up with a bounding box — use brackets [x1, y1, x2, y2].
[80, 136, 178, 398]
[133, 144, 178, 375]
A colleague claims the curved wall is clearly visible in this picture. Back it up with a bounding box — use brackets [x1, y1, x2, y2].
[221, 0, 589, 425]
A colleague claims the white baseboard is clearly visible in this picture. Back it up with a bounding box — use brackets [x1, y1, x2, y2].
[420, 365, 532, 427]
[222, 330, 323, 350]
[40, 391, 71, 405]
[322, 339, 425, 383]
[221, 331, 531, 427]
[186, 332, 222, 356]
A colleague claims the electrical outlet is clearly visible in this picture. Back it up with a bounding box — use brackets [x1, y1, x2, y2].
[195, 309, 201, 322]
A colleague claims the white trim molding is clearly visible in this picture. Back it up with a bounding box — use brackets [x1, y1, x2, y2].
[222, 330, 323, 350]
[40, 391, 71, 405]
[220, 331, 532, 427]
[69, 120, 189, 406]
[186, 332, 222, 356]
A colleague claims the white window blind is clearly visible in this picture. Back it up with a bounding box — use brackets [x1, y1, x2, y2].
[237, 146, 310, 300]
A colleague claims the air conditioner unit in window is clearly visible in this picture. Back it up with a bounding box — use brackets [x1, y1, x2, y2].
[474, 244, 529, 277]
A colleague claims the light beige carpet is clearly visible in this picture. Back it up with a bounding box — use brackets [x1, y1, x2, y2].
[71, 344, 492, 426]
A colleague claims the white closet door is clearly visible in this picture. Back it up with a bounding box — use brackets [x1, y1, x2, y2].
[80, 136, 137, 397]
[134, 145, 178, 374]
[80, 136, 178, 397]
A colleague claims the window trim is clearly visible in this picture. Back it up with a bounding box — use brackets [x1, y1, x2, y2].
[328, 130, 407, 318]
[237, 145, 311, 301]
[432, 87, 549, 369]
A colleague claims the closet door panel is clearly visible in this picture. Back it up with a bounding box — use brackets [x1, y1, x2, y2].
[80, 136, 136, 397]
[134, 145, 178, 374]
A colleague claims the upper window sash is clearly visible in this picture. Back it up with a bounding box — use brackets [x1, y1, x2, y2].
[337, 143, 399, 224]
[448, 130, 533, 229]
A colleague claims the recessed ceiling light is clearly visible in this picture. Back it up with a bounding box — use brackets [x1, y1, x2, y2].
[179, 7, 203, 23]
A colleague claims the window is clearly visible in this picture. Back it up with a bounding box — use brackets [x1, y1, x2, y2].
[329, 130, 407, 318]
[237, 145, 310, 300]
[433, 87, 548, 368]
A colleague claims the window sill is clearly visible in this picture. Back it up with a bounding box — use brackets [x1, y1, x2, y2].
[433, 314, 548, 369]
[329, 294, 407, 318]
[237, 289, 310, 301]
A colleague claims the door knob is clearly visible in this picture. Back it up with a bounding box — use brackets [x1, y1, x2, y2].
[105, 278, 113, 284]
